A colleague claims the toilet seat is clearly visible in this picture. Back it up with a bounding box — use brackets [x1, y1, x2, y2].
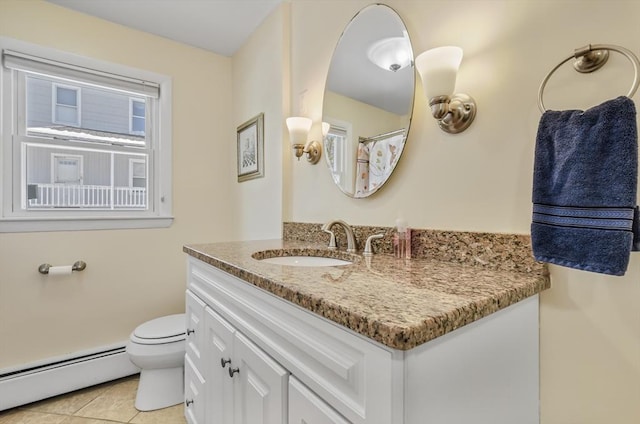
[130, 313, 185, 345]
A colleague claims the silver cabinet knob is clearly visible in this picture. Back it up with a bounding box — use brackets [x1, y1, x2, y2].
[220, 358, 231, 368]
[185, 399, 194, 407]
[186, 328, 195, 336]
[228, 367, 239, 378]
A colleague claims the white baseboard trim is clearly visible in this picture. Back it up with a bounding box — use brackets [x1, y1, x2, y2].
[0, 343, 140, 411]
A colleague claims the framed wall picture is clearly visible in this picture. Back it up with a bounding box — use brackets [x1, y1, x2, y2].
[237, 113, 264, 182]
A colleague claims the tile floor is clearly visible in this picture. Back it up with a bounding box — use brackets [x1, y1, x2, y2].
[0, 375, 186, 424]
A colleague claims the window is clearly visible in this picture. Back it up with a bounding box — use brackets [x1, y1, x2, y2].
[323, 118, 352, 192]
[326, 125, 348, 176]
[52, 83, 80, 126]
[1, 38, 173, 232]
[130, 98, 145, 135]
[129, 158, 146, 188]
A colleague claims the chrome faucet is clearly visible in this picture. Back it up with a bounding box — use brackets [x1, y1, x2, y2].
[321, 220, 356, 253]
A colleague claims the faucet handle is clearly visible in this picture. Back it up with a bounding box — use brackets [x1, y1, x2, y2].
[363, 233, 384, 256]
[323, 229, 337, 250]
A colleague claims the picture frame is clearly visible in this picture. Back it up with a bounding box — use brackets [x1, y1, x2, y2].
[237, 113, 264, 182]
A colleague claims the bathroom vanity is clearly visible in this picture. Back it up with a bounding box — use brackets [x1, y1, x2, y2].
[183, 238, 549, 424]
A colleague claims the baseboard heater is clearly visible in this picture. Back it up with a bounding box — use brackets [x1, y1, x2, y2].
[0, 343, 140, 412]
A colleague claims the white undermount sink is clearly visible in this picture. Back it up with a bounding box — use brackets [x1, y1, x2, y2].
[257, 256, 352, 267]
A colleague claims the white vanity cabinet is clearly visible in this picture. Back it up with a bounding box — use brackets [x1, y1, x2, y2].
[185, 288, 289, 424]
[207, 306, 288, 424]
[185, 255, 540, 424]
[202, 306, 234, 423]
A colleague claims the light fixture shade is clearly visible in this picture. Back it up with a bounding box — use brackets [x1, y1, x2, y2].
[415, 46, 463, 99]
[286, 117, 312, 146]
[367, 36, 412, 72]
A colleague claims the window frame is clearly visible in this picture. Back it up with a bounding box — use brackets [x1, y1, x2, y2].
[129, 97, 146, 135]
[128, 157, 146, 188]
[0, 37, 173, 232]
[52, 82, 81, 127]
[324, 117, 353, 192]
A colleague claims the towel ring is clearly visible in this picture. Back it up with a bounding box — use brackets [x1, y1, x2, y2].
[538, 44, 640, 113]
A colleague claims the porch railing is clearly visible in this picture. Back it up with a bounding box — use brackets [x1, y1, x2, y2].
[27, 183, 147, 209]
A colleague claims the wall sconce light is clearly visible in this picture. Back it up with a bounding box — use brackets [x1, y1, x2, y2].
[415, 46, 476, 134]
[286, 117, 322, 164]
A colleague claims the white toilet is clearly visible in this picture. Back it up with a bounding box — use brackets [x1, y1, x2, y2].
[126, 313, 186, 411]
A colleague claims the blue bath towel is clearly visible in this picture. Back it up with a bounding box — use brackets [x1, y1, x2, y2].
[531, 96, 639, 276]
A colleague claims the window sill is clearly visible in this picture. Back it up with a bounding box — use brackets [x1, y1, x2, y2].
[0, 216, 174, 233]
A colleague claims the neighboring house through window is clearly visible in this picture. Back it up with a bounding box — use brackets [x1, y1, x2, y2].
[0, 37, 173, 232]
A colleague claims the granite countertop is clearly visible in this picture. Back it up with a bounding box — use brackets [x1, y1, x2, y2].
[183, 239, 550, 351]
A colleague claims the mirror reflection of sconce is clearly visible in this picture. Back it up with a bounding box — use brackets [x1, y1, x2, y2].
[415, 46, 476, 134]
[286, 117, 322, 164]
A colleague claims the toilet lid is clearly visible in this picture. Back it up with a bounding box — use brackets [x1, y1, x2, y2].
[133, 313, 185, 341]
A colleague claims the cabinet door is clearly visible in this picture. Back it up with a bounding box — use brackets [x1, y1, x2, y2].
[186, 290, 206, 369]
[184, 355, 206, 424]
[233, 332, 288, 424]
[205, 306, 236, 424]
[289, 377, 351, 424]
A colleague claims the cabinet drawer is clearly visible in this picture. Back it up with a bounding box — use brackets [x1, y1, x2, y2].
[188, 257, 397, 424]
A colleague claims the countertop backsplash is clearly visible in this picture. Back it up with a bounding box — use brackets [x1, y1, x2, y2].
[283, 222, 545, 275]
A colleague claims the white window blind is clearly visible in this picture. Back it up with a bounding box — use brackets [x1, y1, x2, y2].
[2, 49, 159, 98]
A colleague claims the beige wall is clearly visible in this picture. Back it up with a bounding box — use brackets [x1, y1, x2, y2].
[288, 0, 639, 423]
[0, 0, 238, 368]
[231, 3, 289, 240]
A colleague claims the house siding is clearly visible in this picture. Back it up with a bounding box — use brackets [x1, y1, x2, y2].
[27, 75, 137, 135]
[26, 144, 144, 187]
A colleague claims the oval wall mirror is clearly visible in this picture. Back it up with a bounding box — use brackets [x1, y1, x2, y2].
[322, 4, 414, 198]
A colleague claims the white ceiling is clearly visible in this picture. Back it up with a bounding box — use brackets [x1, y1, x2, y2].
[46, 0, 283, 57]
[45, 1, 414, 117]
